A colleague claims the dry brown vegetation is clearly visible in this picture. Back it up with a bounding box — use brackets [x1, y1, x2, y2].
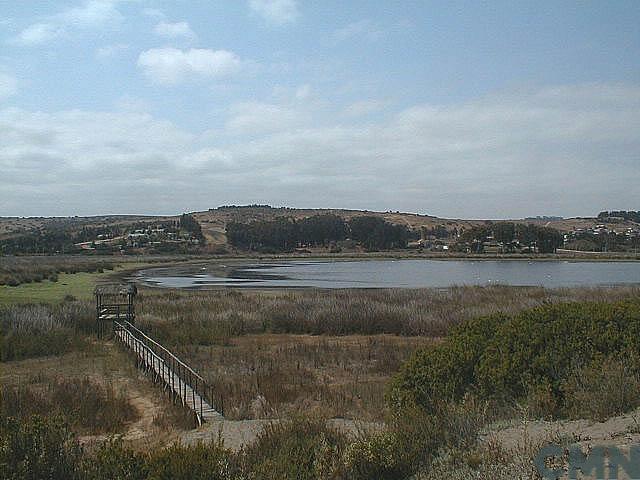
[134, 285, 640, 420]
[3, 279, 640, 479]
[0, 340, 196, 446]
[181, 334, 434, 420]
[137, 285, 640, 340]
[0, 377, 137, 434]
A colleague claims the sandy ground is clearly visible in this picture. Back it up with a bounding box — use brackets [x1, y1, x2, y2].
[178, 417, 381, 451]
[483, 410, 640, 479]
[485, 409, 640, 450]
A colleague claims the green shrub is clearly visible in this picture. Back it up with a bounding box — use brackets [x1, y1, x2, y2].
[241, 416, 346, 480]
[147, 441, 236, 480]
[344, 399, 486, 480]
[390, 299, 640, 419]
[83, 439, 149, 480]
[344, 430, 411, 480]
[560, 356, 640, 421]
[0, 415, 82, 480]
[388, 313, 507, 411]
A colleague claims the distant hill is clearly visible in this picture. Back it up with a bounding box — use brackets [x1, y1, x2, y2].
[1, 206, 638, 250]
[191, 206, 484, 246]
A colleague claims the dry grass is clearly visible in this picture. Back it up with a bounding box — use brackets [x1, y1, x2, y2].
[0, 376, 137, 434]
[133, 285, 640, 421]
[137, 285, 640, 340]
[178, 334, 434, 420]
[0, 341, 196, 445]
[0, 301, 93, 360]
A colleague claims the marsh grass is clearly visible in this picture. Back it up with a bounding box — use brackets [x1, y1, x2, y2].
[0, 376, 137, 434]
[560, 356, 640, 421]
[0, 256, 115, 286]
[133, 285, 640, 420]
[179, 334, 434, 420]
[0, 301, 94, 361]
[138, 285, 640, 341]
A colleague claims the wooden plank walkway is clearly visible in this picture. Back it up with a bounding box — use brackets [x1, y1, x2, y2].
[113, 321, 222, 425]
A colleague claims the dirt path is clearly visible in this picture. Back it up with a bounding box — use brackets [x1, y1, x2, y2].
[179, 417, 382, 451]
[484, 408, 640, 452]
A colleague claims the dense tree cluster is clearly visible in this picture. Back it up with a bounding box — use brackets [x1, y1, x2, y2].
[348, 216, 410, 250]
[597, 211, 640, 223]
[421, 225, 453, 239]
[455, 222, 563, 253]
[0, 218, 197, 255]
[226, 214, 409, 252]
[178, 213, 204, 242]
[0, 230, 77, 255]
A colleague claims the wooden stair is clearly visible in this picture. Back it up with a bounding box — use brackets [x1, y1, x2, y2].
[113, 321, 222, 424]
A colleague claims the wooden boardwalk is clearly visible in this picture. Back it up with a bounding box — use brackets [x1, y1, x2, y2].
[113, 320, 222, 425]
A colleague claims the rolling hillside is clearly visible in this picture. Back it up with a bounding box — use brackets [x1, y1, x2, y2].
[1, 206, 637, 248]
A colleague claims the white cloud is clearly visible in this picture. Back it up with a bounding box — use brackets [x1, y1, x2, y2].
[60, 0, 123, 27]
[332, 19, 381, 44]
[154, 21, 196, 40]
[96, 43, 128, 58]
[11, 0, 125, 46]
[12, 23, 62, 45]
[1, 83, 639, 217]
[343, 99, 389, 117]
[249, 0, 299, 25]
[137, 48, 242, 85]
[295, 84, 311, 100]
[226, 101, 306, 134]
[142, 8, 165, 19]
[0, 72, 17, 100]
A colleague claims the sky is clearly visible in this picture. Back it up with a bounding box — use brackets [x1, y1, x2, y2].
[0, 0, 639, 219]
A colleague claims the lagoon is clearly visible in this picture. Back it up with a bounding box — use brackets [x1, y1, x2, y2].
[134, 259, 640, 289]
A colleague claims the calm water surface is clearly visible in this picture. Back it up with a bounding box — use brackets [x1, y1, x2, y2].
[135, 259, 640, 289]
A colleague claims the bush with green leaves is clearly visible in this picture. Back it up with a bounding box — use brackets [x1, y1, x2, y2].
[82, 439, 149, 480]
[390, 299, 640, 418]
[146, 441, 236, 480]
[241, 416, 346, 480]
[0, 415, 82, 480]
[560, 356, 640, 421]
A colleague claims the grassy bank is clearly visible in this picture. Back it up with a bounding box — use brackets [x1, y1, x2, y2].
[0, 262, 153, 305]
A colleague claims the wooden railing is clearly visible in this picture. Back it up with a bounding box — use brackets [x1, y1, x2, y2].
[113, 320, 221, 424]
[98, 303, 134, 321]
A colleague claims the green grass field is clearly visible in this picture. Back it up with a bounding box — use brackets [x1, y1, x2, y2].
[0, 264, 146, 305]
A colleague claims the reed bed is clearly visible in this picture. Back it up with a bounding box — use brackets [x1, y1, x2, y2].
[0, 300, 94, 361]
[0, 256, 116, 286]
[134, 285, 640, 420]
[0, 376, 137, 434]
[137, 285, 640, 341]
[179, 334, 434, 420]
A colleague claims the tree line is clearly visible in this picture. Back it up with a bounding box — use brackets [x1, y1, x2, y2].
[226, 214, 410, 252]
[597, 210, 640, 223]
[178, 213, 205, 242]
[566, 230, 639, 253]
[0, 216, 204, 255]
[454, 222, 563, 253]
